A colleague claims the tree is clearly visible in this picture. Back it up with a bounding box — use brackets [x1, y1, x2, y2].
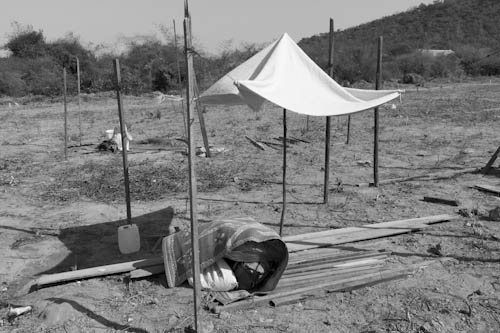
[5, 22, 47, 58]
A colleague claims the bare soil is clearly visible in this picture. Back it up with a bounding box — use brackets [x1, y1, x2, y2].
[1, 79, 500, 332]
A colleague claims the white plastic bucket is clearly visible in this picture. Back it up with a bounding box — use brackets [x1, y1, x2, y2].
[105, 129, 114, 140]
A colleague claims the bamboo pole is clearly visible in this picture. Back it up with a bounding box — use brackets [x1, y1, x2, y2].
[173, 19, 188, 138]
[113, 59, 132, 224]
[63, 66, 68, 160]
[373, 36, 383, 187]
[76, 56, 82, 146]
[279, 108, 287, 236]
[324, 18, 334, 203]
[184, 3, 202, 330]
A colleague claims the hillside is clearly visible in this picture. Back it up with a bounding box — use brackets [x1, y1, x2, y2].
[299, 0, 500, 81]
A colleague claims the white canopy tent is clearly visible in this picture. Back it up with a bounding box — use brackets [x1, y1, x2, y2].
[199, 33, 400, 116]
[199, 32, 401, 234]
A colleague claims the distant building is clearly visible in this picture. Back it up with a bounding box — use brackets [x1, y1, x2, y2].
[418, 49, 455, 57]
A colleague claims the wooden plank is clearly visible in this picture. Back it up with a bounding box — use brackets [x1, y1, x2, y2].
[285, 214, 457, 253]
[34, 258, 164, 287]
[357, 167, 479, 187]
[289, 136, 310, 144]
[286, 226, 424, 253]
[474, 184, 500, 196]
[130, 264, 165, 279]
[245, 136, 266, 151]
[283, 214, 456, 243]
[423, 196, 460, 206]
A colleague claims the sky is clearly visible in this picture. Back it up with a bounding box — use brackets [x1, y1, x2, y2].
[0, 0, 435, 55]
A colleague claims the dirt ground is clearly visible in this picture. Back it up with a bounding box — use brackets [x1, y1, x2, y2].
[1, 78, 500, 332]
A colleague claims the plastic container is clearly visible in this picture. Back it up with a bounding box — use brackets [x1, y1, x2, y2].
[118, 224, 140, 254]
[105, 129, 114, 140]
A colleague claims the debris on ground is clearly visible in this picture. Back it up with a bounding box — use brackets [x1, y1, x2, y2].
[427, 243, 443, 256]
[97, 139, 118, 152]
[489, 206, 500, 221]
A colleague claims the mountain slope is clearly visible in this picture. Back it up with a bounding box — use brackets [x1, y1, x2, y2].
[299, 0, 500, 79]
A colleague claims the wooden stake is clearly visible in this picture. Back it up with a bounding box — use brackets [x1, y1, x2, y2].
[184, 5, 202, 330]
[324, 18, 334, 204]
[192, 73, 211, 157]
[113, 59, 132, 224]
[76, 56, 82, 146]
[346, 115, 351, 144]
[373, 36, 383, 187]
[63, 66, 68, 160]
[279, 108, 287, 236]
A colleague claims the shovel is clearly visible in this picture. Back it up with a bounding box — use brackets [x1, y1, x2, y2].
[114, 59, 140, 254]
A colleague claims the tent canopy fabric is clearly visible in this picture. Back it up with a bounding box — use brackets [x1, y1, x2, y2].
[199, 33, 401, 117]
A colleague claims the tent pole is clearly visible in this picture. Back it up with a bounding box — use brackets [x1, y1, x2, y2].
[184, 4, 202, 331]
[324, 18, 334, 203]
[279, 108, 287, 236]
[76, 56, 82, 146]
[324, 116, 331, 204]
[346, 116, 351, 144]
[113, 59, 132, 225]
[63, 66, 68, 160]
[373, 36, 383, 187]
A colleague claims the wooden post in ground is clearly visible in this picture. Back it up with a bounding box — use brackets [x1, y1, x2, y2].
[483, 145, 500, 174]
[324, 18, 334, 203]
[63, 66, 68, 160]
[76, 56, 82, 146]
[346, 116, 351, 144]
[373, 36, 383, 187]
[113, 59, 132, 224]
[279, 108, 287, 236]
[173, 19, 188, 138]
[184, 3, 202, 330]
[192, 73, 211, 157]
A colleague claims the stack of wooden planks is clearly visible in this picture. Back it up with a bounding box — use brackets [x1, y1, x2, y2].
[209, 249, 402, 312]
[25, 214, 457, 297]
